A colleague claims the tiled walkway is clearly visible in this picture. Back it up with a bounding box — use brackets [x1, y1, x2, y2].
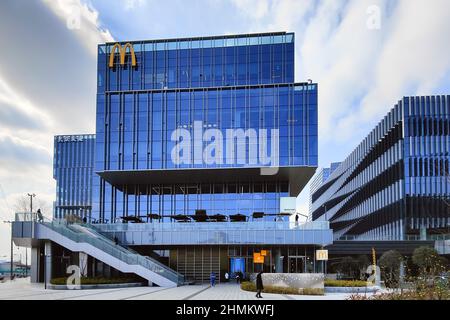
[0, 279, 352, 300]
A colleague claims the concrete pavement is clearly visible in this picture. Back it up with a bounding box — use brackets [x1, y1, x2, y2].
[0, 278, 354, 300]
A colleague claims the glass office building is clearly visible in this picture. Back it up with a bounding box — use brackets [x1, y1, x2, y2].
[311, 96, 450, 241]
[45, 33, 329, 284]
[309, 162, 341, 215]
[92, 32, 318, 223]
[53, 134, 96, 219]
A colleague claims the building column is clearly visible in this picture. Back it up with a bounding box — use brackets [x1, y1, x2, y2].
[44, 241, 52, 285]
[274, 248, 283, 273]
[79, 252, 88, 277]
[420, 226, 427, 240]
[399, 260, 405, 287]
[30, 246, 39, 283]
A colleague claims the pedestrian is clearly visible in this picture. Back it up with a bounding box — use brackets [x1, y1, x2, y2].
[256, 271, 264, 298]
[295, 214, 299, 225]
[37, 209, 44, 223]
[224, 272, 229, 282]
[236, 272, 240, 284]
[210, 272, 216, 287]
[114, 236, 119, 245]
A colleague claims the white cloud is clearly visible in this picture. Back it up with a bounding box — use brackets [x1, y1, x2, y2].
[357, 0, 450, 123]
[44, 0, 113, 55]
[123, 0, 147, 11]
[0, 0, 114, 259]
[231, 0, 270, 20]
[228, 0, 450, 211]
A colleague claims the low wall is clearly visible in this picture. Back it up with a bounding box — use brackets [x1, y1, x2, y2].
[325, 286, 380, 294]
[257, 273, 324, 289]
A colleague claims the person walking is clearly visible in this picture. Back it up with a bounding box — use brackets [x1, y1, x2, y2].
[224, 272, 229, 282]
[210, 272, 216, 287]
[256, 271, 264, 298]
[37, 209, 44, 223]
[295, 214, 299, 226]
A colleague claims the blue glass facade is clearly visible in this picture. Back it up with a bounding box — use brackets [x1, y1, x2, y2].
[311, 96, 450, 241]
[98, 32, 295, 93]
[53, 135, 95, 219]
[309, 162, 341, 215]
[93, 32, 318, 223]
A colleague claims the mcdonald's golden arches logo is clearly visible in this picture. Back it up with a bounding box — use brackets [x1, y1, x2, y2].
[109, 43, 137, 68]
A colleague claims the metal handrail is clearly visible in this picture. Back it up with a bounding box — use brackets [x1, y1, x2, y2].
[42, 220, 184, 284]
[77, 223, 182, 278]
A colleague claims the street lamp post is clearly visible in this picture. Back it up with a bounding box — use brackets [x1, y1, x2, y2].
[26, 193, 36, 278]
[3, 221, 13, 281]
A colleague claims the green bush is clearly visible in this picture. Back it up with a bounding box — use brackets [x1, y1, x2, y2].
[324, 279, 369, 287]
[50, 277, 140, 285]
[240, 281, 324, 296]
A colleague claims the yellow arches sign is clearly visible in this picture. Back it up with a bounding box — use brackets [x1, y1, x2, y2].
[108, 43, 137, 68]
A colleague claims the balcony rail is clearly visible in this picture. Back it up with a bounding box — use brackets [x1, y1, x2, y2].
[93, 220, 330, 232]
[337, 234, 450, 241]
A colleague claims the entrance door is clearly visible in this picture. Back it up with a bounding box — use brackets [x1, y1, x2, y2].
[230, 258, 245, 276]
[288, 256, 305, 273]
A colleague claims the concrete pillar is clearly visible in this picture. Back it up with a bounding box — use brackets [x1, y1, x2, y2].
[44, 241, 52, 285]
[420, 227, 427, 240]
[274, 248, 283, 273]
[30, 247, 39, 283]
[79, 252, 88, 277]
[399, 260, 405, 287]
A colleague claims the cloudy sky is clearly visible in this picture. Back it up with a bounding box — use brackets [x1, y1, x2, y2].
[0, 0, 449, 259]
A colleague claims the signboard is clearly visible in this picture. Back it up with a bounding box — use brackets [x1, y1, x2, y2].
[253, 253, 264, 264]
[316, 250, 328, 261]
[280, 197, 296, 214]
[56, 135, 85, 143]
[260, 250, 267, 256]
[109, 43, 137, 68]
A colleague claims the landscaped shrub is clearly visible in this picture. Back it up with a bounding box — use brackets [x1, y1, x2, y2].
[324, 279, 369, 287]
[50, 277, 140, 285]
[240, 281, 324, 296]
[348, 288, 450, 300]
[347, 275, 450, 300]
[300, 288, 325, 295]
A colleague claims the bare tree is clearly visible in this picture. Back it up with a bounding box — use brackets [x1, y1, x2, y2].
[12, 195, 52, 217]
[12, 195, 29, 212]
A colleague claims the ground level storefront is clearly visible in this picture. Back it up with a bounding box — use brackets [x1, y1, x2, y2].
[132, 245, 326, 284]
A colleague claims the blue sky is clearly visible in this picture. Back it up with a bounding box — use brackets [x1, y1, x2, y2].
[0, 0, 449, 258]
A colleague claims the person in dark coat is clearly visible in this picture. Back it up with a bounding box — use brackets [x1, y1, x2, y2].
[210, 272, 216, 287]
[256, 271, 264, 298]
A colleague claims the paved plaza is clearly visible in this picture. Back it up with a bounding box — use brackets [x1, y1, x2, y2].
[0, 278, 355, 300]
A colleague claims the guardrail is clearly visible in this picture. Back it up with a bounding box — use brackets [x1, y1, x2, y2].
[42, 221, 184, 284]
[337, 234, 450, 241]
[93, 220, 330, 232]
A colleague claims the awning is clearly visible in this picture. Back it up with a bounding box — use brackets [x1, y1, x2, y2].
[96, 166, 316, 197]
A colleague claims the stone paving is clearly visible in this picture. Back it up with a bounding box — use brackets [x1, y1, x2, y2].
[0, 278, 353, 300]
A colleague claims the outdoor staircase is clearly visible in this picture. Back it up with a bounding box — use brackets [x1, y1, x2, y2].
[38, 221, 184, 287]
